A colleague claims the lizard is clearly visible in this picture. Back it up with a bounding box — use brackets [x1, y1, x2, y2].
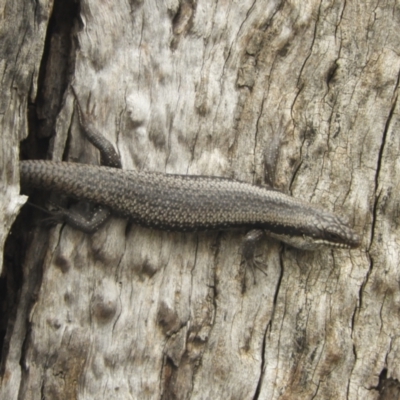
[19, 88, 361, 267]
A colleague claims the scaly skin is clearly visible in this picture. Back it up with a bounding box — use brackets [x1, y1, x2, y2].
[20, 160, 360, 250]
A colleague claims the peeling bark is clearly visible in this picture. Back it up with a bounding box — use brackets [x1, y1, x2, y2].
[2, 1, 400, 399]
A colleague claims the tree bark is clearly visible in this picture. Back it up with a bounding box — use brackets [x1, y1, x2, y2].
[2, 0, 400, 399]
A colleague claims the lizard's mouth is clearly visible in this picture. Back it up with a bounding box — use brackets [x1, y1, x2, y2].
[321, 228, 361, 249]
[266, 230, 360, 250]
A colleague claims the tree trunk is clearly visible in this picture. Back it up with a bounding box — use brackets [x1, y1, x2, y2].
[2, 0, 400, 399]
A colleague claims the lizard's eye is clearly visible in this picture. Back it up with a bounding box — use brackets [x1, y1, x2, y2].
[325, 232, 341, 242]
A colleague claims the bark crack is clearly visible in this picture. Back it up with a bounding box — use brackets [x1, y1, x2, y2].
[370, 93, 398, 250]
[295, 0, 322, 88]
[253, 317, 268, 399]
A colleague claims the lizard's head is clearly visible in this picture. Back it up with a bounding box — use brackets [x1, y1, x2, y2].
[267, 211, 361, 250]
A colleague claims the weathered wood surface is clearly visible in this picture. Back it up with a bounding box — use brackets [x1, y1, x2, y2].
[0, 0, 52, 271]
[2, 0, 400, 399]
[0, 0, 53, 397]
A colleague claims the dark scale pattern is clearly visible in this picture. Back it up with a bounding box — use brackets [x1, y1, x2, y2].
[20, 160, 361, 249]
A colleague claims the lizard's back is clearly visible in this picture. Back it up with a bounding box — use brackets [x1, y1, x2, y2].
[20, 160, 316, 233]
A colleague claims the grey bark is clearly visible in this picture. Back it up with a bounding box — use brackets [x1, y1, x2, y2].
[1, 0, 400, 399]
[0, 1, 54, 397]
